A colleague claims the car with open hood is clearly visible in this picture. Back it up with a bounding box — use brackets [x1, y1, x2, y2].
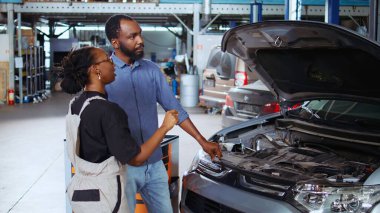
[180, 21, 380, 213]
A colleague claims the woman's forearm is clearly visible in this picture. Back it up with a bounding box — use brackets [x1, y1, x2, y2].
[128, 126, 169, 166]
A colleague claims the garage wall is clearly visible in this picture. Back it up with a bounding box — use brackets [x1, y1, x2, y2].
[142, 30, 176, 62]
[194, 34, 223, 74]
[0, 34, 9, 103]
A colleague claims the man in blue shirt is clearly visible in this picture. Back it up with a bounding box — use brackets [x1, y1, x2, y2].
[105, 14, 222, 213]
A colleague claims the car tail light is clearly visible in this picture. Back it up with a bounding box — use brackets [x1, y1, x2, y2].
[225, 94, 234, 108]
[261, 102, 280, 114]
[235, 71, 248, 86]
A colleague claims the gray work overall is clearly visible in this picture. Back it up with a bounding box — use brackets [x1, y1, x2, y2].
[65, 96, 129, 213]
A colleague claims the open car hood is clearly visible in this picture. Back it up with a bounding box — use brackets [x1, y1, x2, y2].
[221, 21, 380, 103]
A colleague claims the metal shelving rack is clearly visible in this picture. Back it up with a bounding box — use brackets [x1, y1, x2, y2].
[0, 2, 370, 16]
[23, 45, 48, 103]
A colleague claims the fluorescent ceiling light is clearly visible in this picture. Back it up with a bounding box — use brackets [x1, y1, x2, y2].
[37, 25, 181, 32]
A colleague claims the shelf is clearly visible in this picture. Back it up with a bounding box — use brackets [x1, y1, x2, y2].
[0, 2, 370, 16]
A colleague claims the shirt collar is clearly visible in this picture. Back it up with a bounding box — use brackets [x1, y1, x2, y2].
[83, 91, 108, 99]
[111, 52, 141, 69]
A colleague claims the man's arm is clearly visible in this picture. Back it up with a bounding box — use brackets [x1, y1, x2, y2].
[179, 118, 222, 160]
[153, 65, 222, 160]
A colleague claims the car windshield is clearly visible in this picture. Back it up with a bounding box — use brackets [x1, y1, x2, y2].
[287, 100, 380, 131]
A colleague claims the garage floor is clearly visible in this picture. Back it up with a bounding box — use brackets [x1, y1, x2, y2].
[0, 91, 222, 213]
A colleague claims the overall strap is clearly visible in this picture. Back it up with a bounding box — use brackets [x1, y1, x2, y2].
[67, 97, 77, 114]
[78, 96, 106, 117]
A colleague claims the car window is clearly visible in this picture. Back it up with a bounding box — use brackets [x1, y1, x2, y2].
[289, 100, 380, 129]
[206, 48, 223, 68]
[217, 52, 236, 79]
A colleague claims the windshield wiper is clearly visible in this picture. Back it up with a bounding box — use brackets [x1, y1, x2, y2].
[301, 105, 321, 119]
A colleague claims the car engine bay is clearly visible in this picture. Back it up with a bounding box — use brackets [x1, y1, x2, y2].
[215, 118, 380, 185]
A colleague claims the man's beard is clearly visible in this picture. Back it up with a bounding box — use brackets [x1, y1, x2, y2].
[119, 44, 144, 60]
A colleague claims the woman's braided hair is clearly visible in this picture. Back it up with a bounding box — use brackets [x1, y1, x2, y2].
[60, 47, 97, 94]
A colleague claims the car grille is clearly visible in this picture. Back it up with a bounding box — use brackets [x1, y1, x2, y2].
[239, 174, 291, 198]
[185, 190, 242, 213]
[200, 169, 292, 199]
[235, 102, 260, 115]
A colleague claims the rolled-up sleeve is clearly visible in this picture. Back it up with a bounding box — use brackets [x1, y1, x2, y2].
[155, 70, 189, 124]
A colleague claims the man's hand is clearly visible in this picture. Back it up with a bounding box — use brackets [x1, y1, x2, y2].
[178, 118, 223, 161]
[200, 140, 222, 161]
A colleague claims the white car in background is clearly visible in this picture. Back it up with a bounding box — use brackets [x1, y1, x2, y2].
[199, 46, 256, 113]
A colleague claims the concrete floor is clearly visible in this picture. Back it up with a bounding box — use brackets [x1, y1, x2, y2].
[0, 91, 222, 213]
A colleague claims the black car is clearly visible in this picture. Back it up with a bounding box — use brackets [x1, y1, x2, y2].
[181, 21, 380, 213]
[222, 80, 279, 128]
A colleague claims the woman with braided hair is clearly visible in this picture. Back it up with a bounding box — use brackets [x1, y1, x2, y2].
[61, 46, 178, 213]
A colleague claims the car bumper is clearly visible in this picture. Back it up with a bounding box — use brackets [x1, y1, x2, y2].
[221, 106, 251, 128]
[180, 172, 300, 213]
[222, 115, 248, 128]
[222, 114, 249, 128]
[199, 95, 226, 108]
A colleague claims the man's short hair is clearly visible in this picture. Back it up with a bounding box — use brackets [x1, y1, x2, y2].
[105, 14, 134, 42]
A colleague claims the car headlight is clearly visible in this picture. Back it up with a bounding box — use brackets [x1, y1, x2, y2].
[293, 183, 380, 212]
[187, 150, 229, 177]
[188, 150, 201, 172]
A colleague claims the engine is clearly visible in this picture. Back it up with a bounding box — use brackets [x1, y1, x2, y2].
[218, 145, 379, 184]
[217, 119, 380, 185]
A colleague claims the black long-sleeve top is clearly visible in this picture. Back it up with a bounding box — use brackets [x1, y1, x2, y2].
[71, 91, 140, 164]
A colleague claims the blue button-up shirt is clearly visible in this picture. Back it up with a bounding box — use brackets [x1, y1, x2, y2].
[106, 54, 189, 164]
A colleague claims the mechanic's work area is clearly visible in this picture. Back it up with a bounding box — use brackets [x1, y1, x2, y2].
[1, 1, 380, 213]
